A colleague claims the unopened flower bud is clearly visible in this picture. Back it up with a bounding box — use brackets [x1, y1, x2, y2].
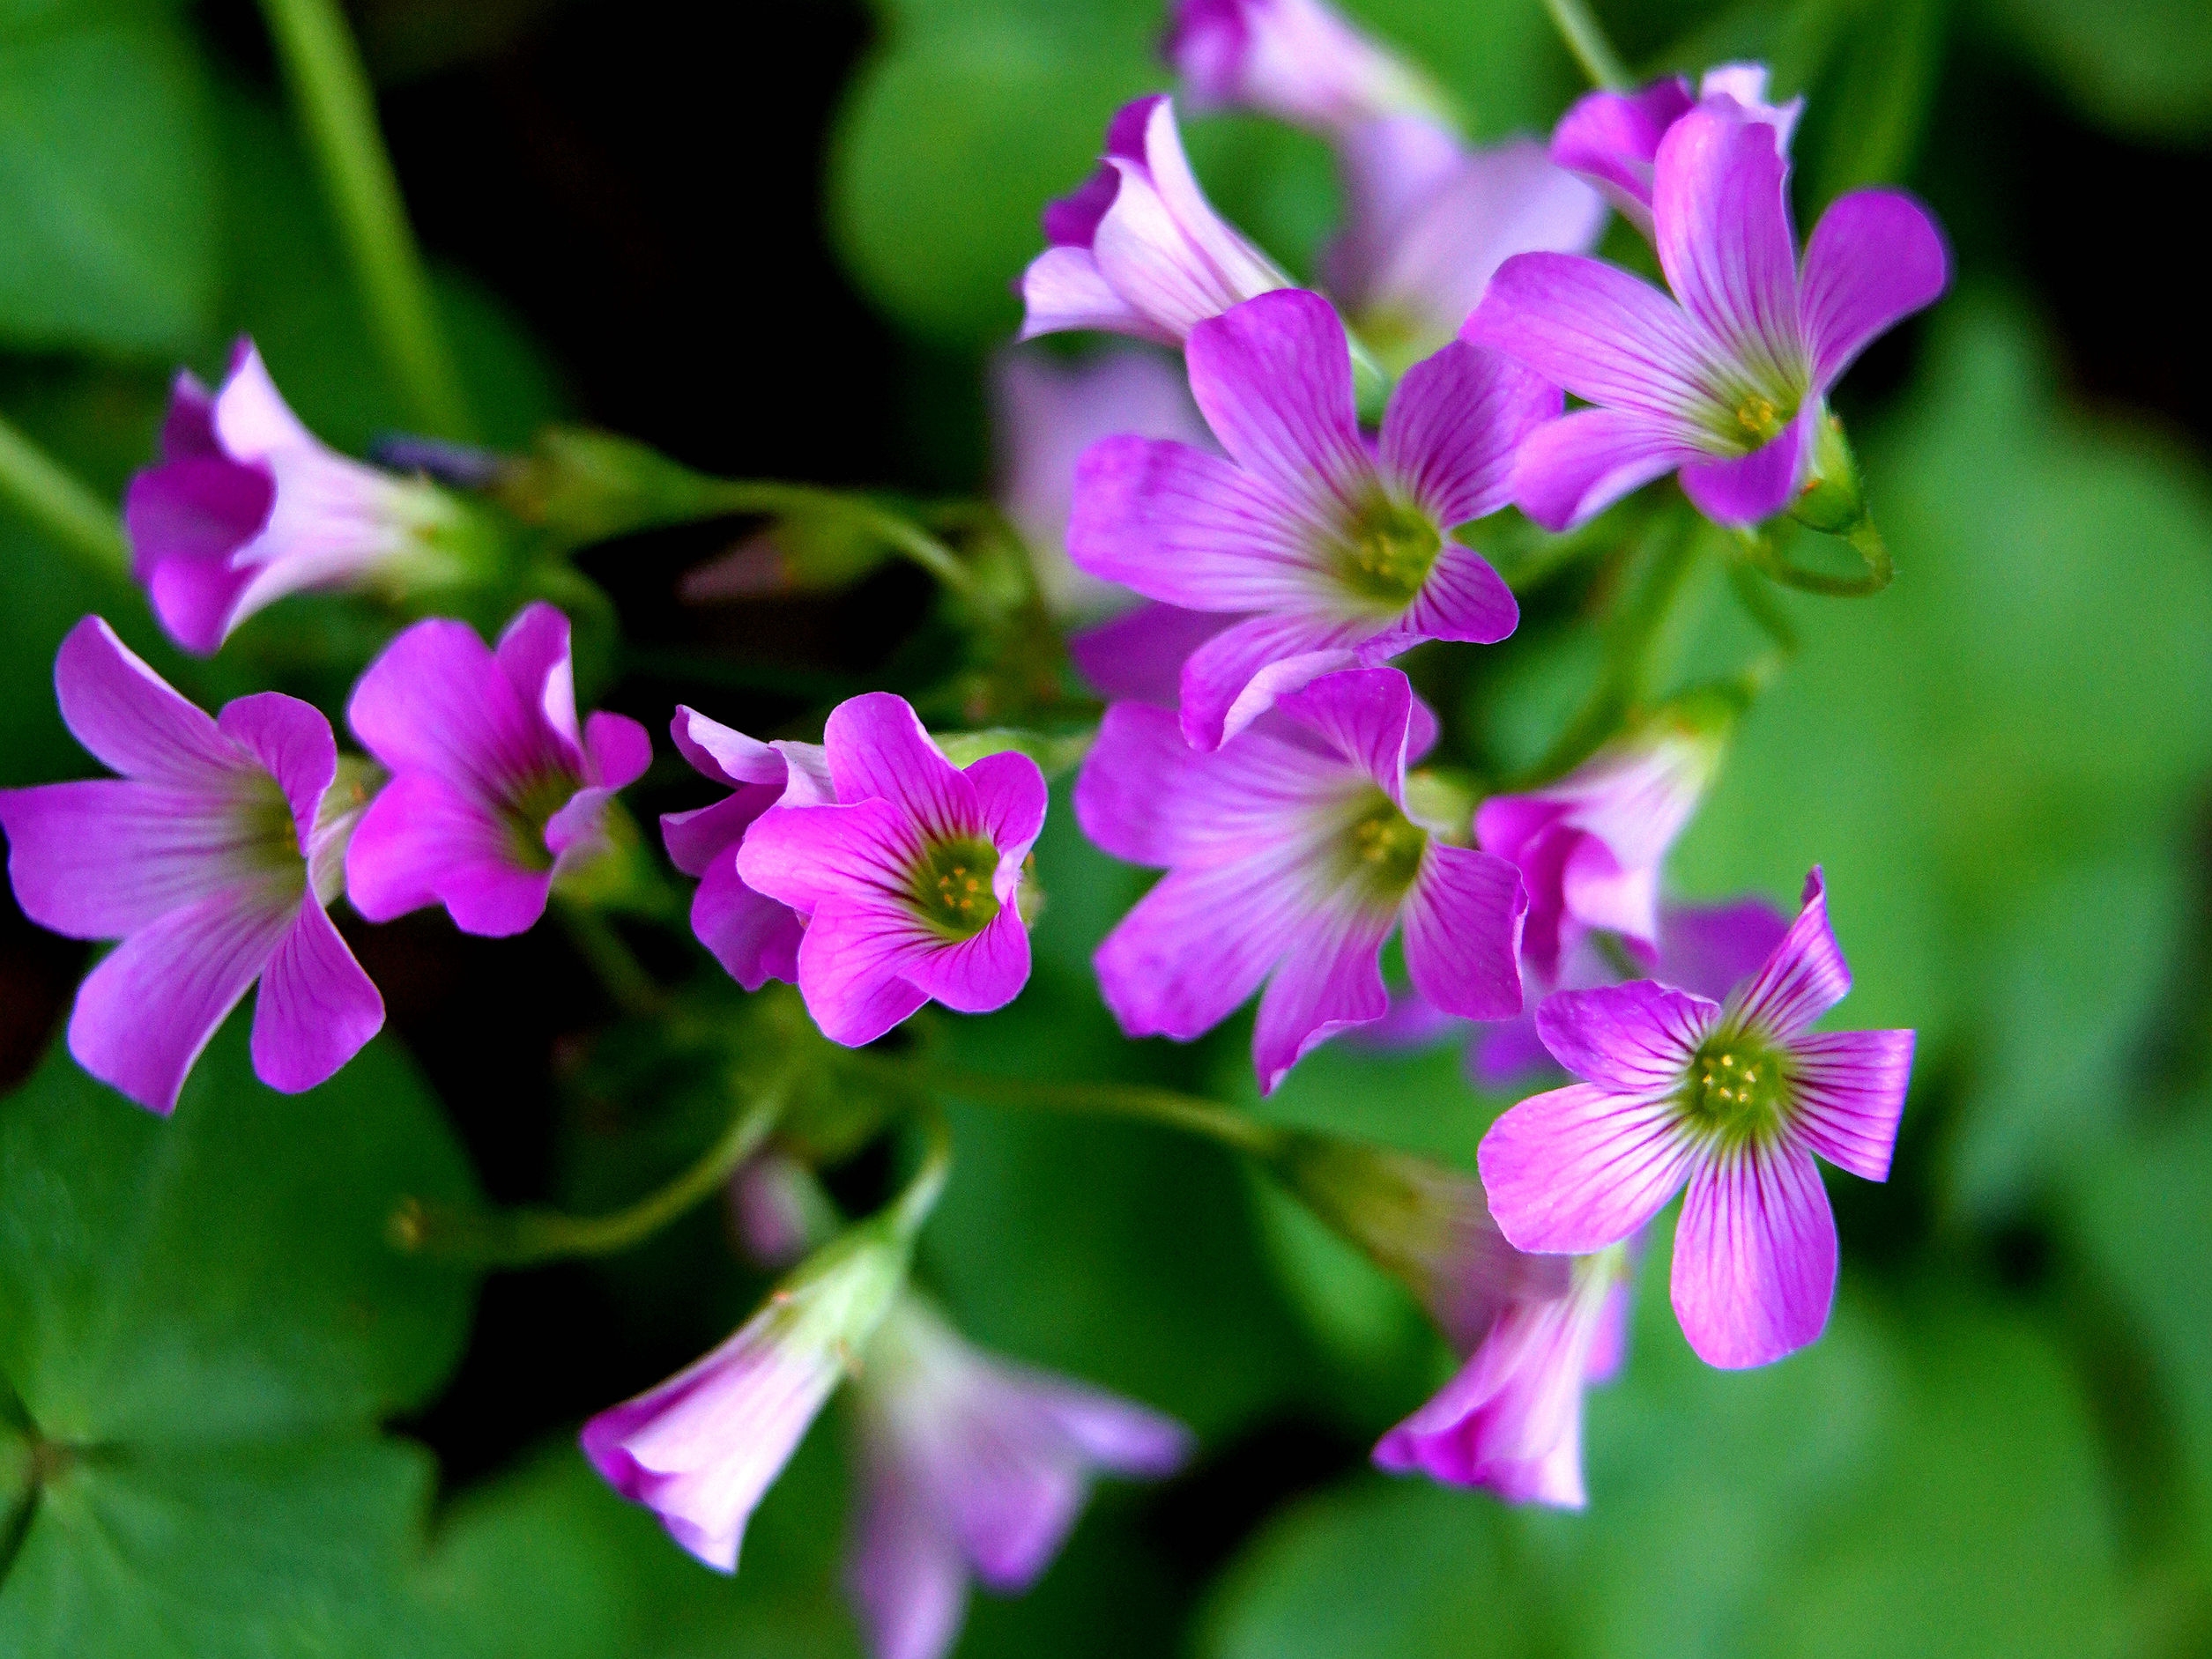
[1789, 409, 1867, 535]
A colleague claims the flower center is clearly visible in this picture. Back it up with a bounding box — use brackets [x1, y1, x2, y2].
[235, 778, 307, 878]
[1332, 790, 1428, 903]
[908, 835, 1002, 940]
[1335, 495, 1442, 610]
[505, 769, 580, 872]
[1681, 1034, 1790, 1140]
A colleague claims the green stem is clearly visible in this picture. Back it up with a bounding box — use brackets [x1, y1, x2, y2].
[891, 1062, 1284, 1159]
[554, 901, 665, 1020]
[0, 415, 128, 576]
[256, 0, 476, 440]
[708, 481, 980, 598]
[392, 1084, 786, 1266]
[1544, 0, 1632, 91]
[883, 1109, 954, 1242]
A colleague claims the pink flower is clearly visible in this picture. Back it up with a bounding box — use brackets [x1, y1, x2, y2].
[1076, 667, 1525, 1092]
[1374, 1244, 1632, 1507]
[1475, 712, 1726, 984]
[1479, 870, 1914, 1368]
[1325, 118, 1603, 369]
[1551, 62, 1801, 241]
[1020, 96, 1290, 348]
[846, 1299, 1191, 1659]
[124, 341, 471, 656]
[1070, 288, 1546, 751]
[662, 707, 832, 989]
[0, 618, 382, 1113]
[1466, 101, 1948, 530]
[736, 694, 1047, 1046]
[583, 1216, 917, 1574]
[1163, 0, 1451, 137]
[343, 603, 652, 937]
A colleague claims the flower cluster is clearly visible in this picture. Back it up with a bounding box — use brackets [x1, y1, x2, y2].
[0, 0, 1937, 1649]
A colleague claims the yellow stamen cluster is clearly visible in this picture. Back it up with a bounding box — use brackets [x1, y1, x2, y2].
[1334, 791, 1428, 902]
[1683, 1035, 1789, 1137]
[909, 835, 1003, 940]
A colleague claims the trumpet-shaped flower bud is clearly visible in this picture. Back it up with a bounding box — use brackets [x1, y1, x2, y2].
[1466, 102, 1948, 530]
[1078, 667, 1525, 1091]
[992, 345, 1214, 621]
[123, 342, 479, 656]
[846, 1298, 1191, 1659]
[1164, 0, 1452, 137]
[1476, 707, 1726, 984]
[1072, 289, 1545, 750]
[1266, 1130, 1567, 1350]
[662, 707, 832, 989]
[582, 1209, 919, 1574]
[0, 618, 383, 1113]
[1325, 118, 1604, 372]
[737, 694, 1047, 1047]
[344, 604, 651, 937]
[1374, 1243, 1632, 1507]
[1480, 870, 1914, 1368]
[1551, 63, 1801, 241]
[1021, 96, 1291, 348]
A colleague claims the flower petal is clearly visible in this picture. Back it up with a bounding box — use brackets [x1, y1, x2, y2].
[1395, 539, 1519, 645]
[217, 691, 338, 844]
[1800, 188, 1949, 392]
[671, 706, 786, 790]
[1178, 611, 1368, 752]
[1465, 252, 1715, 422]
[1535, 980, 1715, 1090]
[584, 710, 653, 791]
[661, 791, 775, 878]
[0, 781, 241, 938]
[1018, 246, 1167, 344]
[1402, 842, 1525, 1020]
[896, 906, 1032, 1016]
[344, 770, 552, 936]
[846, 1458, 971, 1659]
[53, 617, 241, 784]
[963, 750, 1050, 866]
[1094, 848, 1310, 1041]
[1271, 665, 1416, 798]
[738, 797, 914, 919]
[346, 617, 560, 804]
[1510, 408, 1706, 531]
[823, 694, 980, 844]
[691, 857, 805, 989]
[1724, 866, 1851, 1040]
[1670, 1137, 1837, 1367]
[1787, 1027, 1913, 1181]
[250, 897, 384, 1093]
[1381, 340, 1561, 526]
[1251, 896, 1394, 1092]
[1184, 289, 1370, 509]
[1652, 105, 1804, 389]
[124, 456, 272, 656]
[1067, 435, 1330, 614]
[1678, 409, 1809, 526]
[1549, 78, 1694, 236]
[497, 602, 583, 757]
[69, 882, 296, 1115]
[792, 899, 935, 1046]
[1655, 898, 1790, 1003]
[1479, 1082, 1700, 1254]
[1067, 602, 1234, 705]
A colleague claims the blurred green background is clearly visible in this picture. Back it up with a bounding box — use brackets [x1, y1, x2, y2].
[4, 0, 2212, 1655]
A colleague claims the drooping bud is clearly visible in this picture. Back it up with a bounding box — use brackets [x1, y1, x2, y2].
[1788, 408, 1867, 536]
[1263, 1129, 1567, 1352]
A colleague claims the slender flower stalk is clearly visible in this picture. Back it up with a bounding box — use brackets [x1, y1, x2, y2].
[0, 412, 129, 577]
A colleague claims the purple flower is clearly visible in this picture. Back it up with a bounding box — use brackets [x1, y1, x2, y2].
[991, 344, 1214, 619]
[123, 341, 469, 656]
[736, 694, 1048, 1047]
[1325, 118, 1604, 370]
[1067, 601, 1237, 706]
[1077, 666, 1525, 1092]
[1468, 897, 1791, 1087]
[1070, 288, 1547, 750]
[1465, 101, 1949, 530]
[663, 707, 833, 990]
[1020, 96, 1291, 348]
[1163, 0, 1451, 137]
[1551, 62, 1801, 241]
[846, 1298, 1191, 1659]
[344, 603, 652, 937]
[583, 1215, 916, 1574]
[1475, 713, 1726, 984]
[1478, 870, 1914, 1368]
[0, 618, 383, 1114]
[1374, 1243, 1631, 1507]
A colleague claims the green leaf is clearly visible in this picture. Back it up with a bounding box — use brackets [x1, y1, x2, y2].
[1981, 0, 2212, 140]
[0, 1, 221, 353]
[0, 1018, 479, 1445]
[1673, 295, 2212, 1213]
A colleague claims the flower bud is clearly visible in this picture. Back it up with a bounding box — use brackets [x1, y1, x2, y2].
[1789, 409, 1867, 535]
